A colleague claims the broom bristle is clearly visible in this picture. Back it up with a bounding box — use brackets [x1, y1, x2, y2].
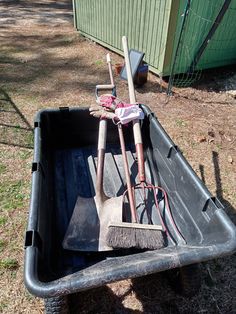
[106, 225, 165, 250]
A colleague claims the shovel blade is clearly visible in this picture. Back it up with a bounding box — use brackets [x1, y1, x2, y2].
[63, 195, 123, 252]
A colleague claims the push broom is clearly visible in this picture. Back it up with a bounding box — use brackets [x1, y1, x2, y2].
[105, 49, 165, 250]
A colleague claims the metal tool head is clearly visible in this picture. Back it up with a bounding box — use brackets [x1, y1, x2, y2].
[63, 53, 124, 253]
[62, 194, 123, 252]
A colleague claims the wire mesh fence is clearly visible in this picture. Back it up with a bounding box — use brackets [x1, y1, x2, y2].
[167, 0, 236, 93]
[72, 0, 236, 94]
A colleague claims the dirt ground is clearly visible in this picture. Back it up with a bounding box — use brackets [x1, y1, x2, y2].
[0, 1, 235, 313]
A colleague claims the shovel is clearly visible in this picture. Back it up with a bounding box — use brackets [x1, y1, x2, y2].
[63, 73, 123, 252]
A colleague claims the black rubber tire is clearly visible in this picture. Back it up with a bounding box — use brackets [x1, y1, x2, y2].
[44, 296, 69, 314]
[167, 263, 202, 298]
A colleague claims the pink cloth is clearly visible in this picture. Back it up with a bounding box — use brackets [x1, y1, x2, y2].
[96, 94, 117, 110]
[115, 105, 144, 124]
[116, 102, 133, 108]
[97, 94, 144, 124]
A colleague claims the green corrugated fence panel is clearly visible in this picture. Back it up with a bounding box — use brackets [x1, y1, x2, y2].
[73, 0, 236, 76]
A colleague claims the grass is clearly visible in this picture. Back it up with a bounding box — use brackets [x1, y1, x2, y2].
[0, 258, 19, 271]
[0, 180, 28, 211]
[176, 119, 187, 127]
[0, 301, 7, 312]
[191, 141, 198, 148]
[0, 163, 7, 174]
[0, 240, 6, 252]
[19, 150, 32, 160]
[0, 216, 8, 226]
[0, 124, 34, 149]
[94, 59, 103, 67]
[26, 132, 34, 148]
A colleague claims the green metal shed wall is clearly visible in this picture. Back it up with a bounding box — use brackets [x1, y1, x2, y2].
[73, 0, 236, 76]
[169, 0, 236, 75]
[198, 0, 236, 69]
[73, 0, 174, 76]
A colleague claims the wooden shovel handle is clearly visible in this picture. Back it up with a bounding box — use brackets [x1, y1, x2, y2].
[96, 119, 107, 195]
[95, 62, 116, 194]
[122, 36, 146, 182]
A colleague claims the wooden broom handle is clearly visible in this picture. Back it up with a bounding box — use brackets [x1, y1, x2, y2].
[107, 53, 138, 222]
[122, 36, 146, 182]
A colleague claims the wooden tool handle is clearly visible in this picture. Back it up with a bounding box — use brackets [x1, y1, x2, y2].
[96, 118, 107, 195]
[107, 52, 137, 222]
[122, 36, 146, 182]
[96, 84, 115, 90]
[106, 53, 115, 87]
[96, 54, 114, 194]
[118, 124, 138, 223]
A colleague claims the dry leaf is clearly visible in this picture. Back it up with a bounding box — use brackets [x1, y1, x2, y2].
[227, 156, 233, 164]
[208, 130, 215, 137]
[198, 136, 207, 143]
[219, 130, 224, 136]
[224, 135, 232, 142]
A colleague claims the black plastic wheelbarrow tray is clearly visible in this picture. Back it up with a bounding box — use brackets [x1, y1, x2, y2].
[24, 105, 236, 309]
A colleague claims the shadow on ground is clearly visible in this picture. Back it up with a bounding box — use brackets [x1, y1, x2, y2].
[1, 0, 73, 25]
[200, 151, 236, 225]
[192, 65, 236, 93]
[70, 272, 180, 314]
[0, 0, 109, 106]
[0, 29, 112, 102]
[145, 64, 236, 102]
[0, 88, 33, 148]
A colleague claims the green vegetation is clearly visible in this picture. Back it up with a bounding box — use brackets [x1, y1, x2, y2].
[0, 216, 8, 226]
[0, 180, 27, 211]
[25, 131, 34, 148]
[94, 59, 103, 67]
[0, 240, 6, 252]
[0, 301, 7, 312]
[19, 150, 32, 160]
[176, 119, 187, 127]
[0, 258, 19, 270]
[0, 163, 7, 174]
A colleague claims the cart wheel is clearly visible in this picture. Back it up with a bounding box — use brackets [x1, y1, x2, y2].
[167, 263, 202, 297]
[44, 296, 69, 314]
